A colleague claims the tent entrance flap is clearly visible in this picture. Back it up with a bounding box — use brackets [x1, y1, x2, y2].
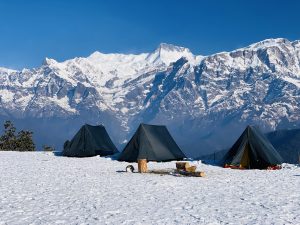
[240, 143, 250, 168]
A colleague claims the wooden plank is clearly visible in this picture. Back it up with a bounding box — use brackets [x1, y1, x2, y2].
[178, 170, 205, 177]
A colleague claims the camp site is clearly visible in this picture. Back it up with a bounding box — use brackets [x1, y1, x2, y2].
[0, 122, 299, 224]
[1, 1, 300, 224]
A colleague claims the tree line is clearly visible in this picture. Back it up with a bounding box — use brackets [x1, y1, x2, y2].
[0, 120, 35, 151]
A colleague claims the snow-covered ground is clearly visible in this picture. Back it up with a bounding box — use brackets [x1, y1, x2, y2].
[0, 152, 299, 225]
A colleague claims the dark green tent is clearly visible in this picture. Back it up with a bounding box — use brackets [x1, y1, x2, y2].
[223, 126, 283, 169]
[63, 124, 118, 157]
[118, 124, 186, 162]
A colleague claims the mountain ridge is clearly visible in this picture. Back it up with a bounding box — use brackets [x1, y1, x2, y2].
[0, 38, 299, 156]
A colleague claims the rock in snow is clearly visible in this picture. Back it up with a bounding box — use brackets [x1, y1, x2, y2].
[0, 38, 300, 156]
[0, 152, 299, 224]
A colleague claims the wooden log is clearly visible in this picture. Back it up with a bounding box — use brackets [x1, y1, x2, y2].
[178, 170, 205, 177]
[193, 171, 205, 177]
[185, 165, 197, 172]
[176, 162, 190, 170]
[138, 159, 148, 173]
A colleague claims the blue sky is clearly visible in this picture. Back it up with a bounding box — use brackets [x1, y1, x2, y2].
[0, 0, 299, 69]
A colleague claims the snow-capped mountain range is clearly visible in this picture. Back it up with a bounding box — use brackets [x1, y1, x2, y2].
[0, 38, 300, 156]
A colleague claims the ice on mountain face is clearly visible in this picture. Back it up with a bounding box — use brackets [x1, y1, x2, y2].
[282, 76, 300, 88]
[0, 89, 14, 103]
[49, 96, 77, 113]
[86, 51, 151, 81]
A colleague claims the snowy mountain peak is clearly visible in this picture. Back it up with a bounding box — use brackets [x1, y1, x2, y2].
[87, 51, 109, 61]
[246, 38, 292, 50]
[0, 67, 17, 74]
[88, 51, 102, 58]
[146, 43, 200, 66]
[42, 57, 58, 66]
[292, 40, 300, 47]
[156, 43, 191, 53]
